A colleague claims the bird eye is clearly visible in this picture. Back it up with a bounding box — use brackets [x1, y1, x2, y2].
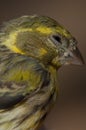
[52, 35, 61, 43]
[50, 35, 61, 45]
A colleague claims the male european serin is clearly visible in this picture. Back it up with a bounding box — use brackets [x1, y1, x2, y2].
[0, 15, 84, 130]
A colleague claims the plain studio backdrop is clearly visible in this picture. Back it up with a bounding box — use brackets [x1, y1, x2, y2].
[0, 0, 86, 130]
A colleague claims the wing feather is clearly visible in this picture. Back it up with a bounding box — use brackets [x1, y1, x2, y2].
[0, 55, 50, 109]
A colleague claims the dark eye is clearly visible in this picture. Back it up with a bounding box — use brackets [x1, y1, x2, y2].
[52, 35, 61, 43]
[50, 35, 61, 45]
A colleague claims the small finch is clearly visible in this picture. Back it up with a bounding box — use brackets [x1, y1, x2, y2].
[0, 15, 84, 130]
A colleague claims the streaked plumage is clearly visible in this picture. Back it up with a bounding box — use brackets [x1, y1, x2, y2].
[0, 15, 84, 130]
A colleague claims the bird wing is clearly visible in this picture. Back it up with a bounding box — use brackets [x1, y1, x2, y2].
[0, 82, 26, 109]
[0, 55, 50, 110]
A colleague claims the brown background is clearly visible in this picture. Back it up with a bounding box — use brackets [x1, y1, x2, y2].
[0, 0, 86, 130]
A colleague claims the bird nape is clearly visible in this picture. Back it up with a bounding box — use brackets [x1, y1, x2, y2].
[0, 15, 84, 130]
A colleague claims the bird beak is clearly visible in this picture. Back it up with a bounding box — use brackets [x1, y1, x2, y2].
[67, 47, 85, 65]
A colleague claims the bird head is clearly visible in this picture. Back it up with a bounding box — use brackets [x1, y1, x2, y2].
[1, 15, 84, 69]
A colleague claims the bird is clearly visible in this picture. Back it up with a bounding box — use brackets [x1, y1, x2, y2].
[0, 15, 84, 130]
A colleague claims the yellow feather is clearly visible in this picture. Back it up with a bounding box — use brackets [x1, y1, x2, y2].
[2, 28, 33, 54]
[36, 26, 53, 34]
[39, 48, 47, 56]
